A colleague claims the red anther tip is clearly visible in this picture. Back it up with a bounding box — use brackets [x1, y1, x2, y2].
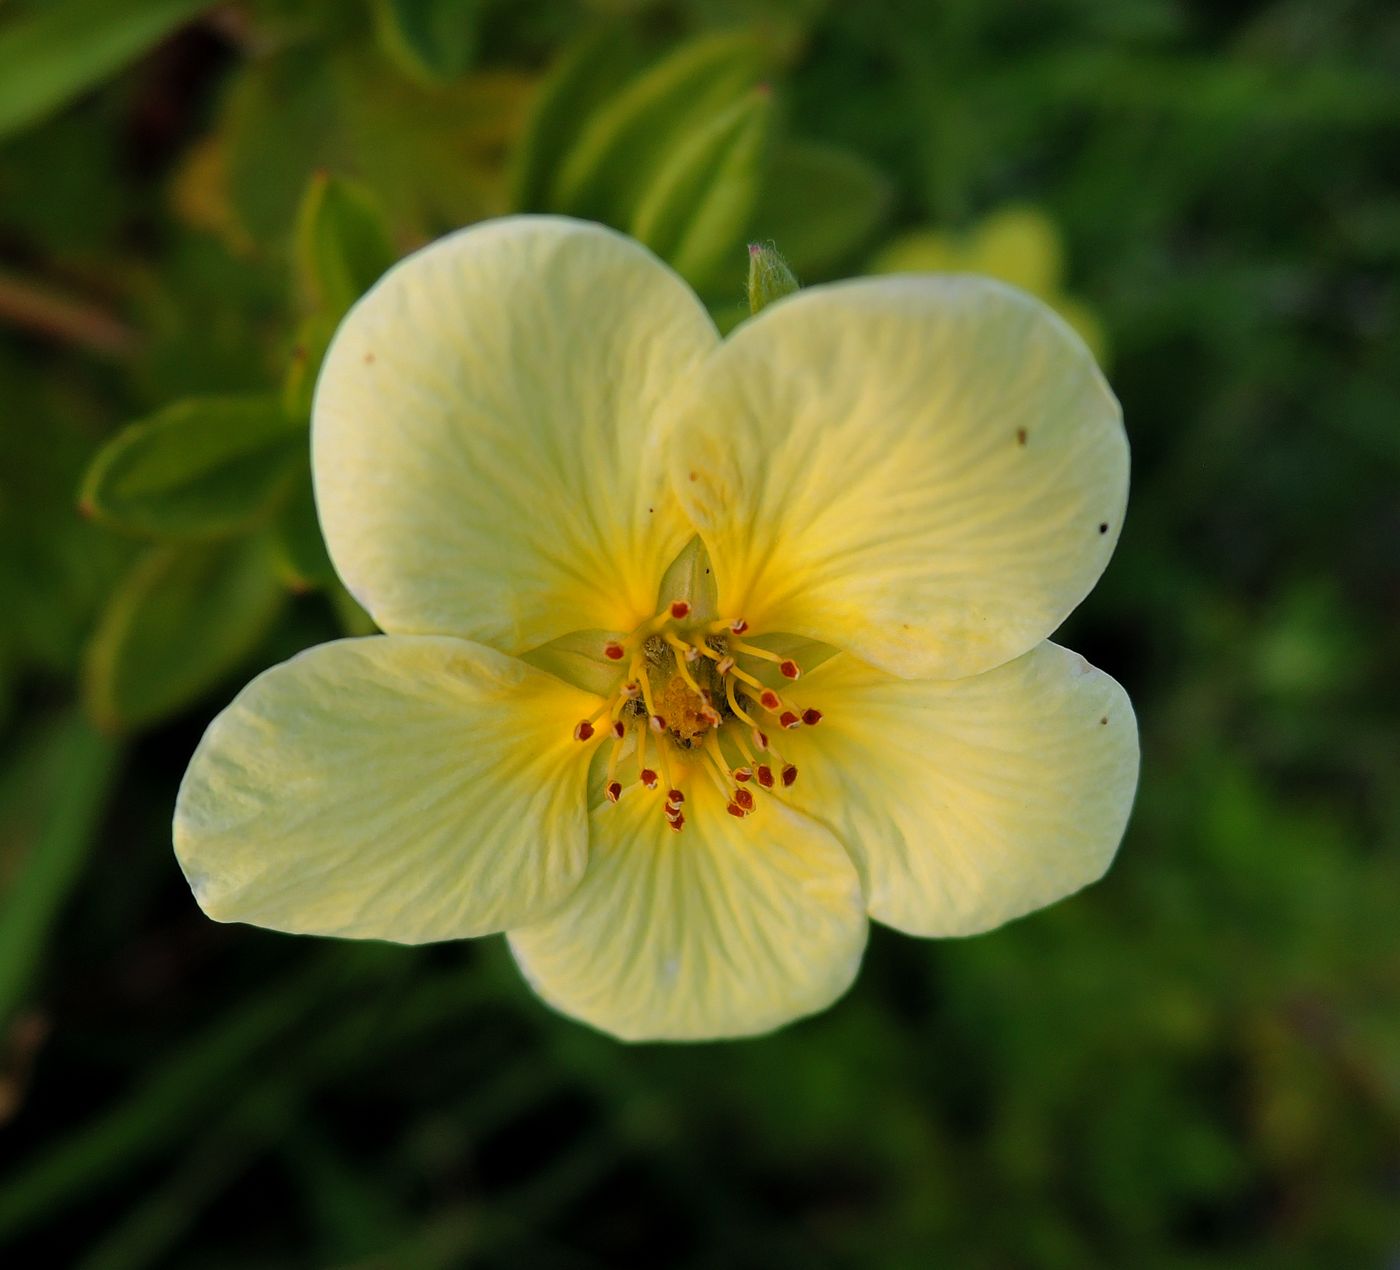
[649, 714, 667, 733]
[782, 764, 798, 787]
[730, 619, 749, 634]
[669, 600, 690, 619]
[802, 708, 823, 727]
[605, 781, 622, 803]
[604, 642, 625, 660]
[665, 804, 683, 822]
[759, 690, 781, 711]
[612, 720, 626, 738]
[733, 767, 752, 783]
[734, 788, 755, 811]
[667, 814, 685, 833]
[640, 768, 658, 789]
[573, 720, 595, 742]
[726, 802, 747, 819]
[779, 711, 801, 730]
[757, 765, 775, 788]
[667, 789, 684, 805]
[753, 729, 769, 750]
[780, 660, 801, 680]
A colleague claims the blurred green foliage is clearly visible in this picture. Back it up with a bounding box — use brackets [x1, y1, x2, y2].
[1, 0, 1398, 1265]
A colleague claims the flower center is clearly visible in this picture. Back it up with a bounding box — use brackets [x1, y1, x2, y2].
[570, 601, 823, 832]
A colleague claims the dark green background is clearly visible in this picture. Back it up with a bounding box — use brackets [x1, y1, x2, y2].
[1, 1, 1397, 1265]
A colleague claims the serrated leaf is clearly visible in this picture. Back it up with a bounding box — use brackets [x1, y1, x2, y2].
[509, 22, 644, 211]
[82, 536, 286, 732]
[371, 0, 479, 84]
[293, 172, 396, 319]
[551, 31, 773, 225]
[79, 396, 305, 540]
[631, 88, 774, 290]
[749, 139, 892, 278]
[0, 0, 218, 140]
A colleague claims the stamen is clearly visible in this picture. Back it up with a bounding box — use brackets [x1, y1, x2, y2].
[733, 767, 752, 783]
[782, 764, 798, 787]
[573, 720, 595, 742]
[780, 660, 801, 680]
[756, 765, 775, 788]
[611, 719, 626, 739]
[726, 802, 747, 819]
[604, 733, 625, 803]
[734, 787, 755, 812]
[663, 634, 704, 693]
[724, 676, 762, 730]
[649, 714, 667, 733]
[640, 768, 659, 789]
[801, 708, 823, 726]
[751, 728, 769, 751]
[728, 640, 801, 682]
[606, 781, 622, 803]
[714, 655, 736, 676]
[757, 689, 782, 713]
[667, 789, 684, 806]
[778, 710, 801, 730]
[667, 813, 685, 833]
[604, 641, 625, 661]
[669, 600, 691, 620]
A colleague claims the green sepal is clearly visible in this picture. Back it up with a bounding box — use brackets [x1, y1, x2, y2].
[82, 535, 286, 732]
[509, 22, 644, 212]
[750, 139, 891, 278]
[78, 396, 305, 540]
[550, 30, 772, 225]
[654, 535, 718, 623]
[631, 88, 775, 290]
[293, 171, 396, 321]
[521, 630, 626, 698]
[370, 0, 479, 85]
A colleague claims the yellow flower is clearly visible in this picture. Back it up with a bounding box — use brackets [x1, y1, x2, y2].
[871, 203, 1110, 366]
[174, 217, 1138, 1042]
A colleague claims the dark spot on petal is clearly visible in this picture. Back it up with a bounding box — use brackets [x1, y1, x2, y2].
[363, 351, 376, 364]
[647, 507, 653, 514]
[1100, 716, 1108, 725]
[688, 470, 698, 482]
[1016, 428, 1027, 446]
[1098, 523, 1109, 534]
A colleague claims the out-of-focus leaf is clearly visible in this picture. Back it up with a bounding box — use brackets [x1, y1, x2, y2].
[217, 50, 532, 249]
[330, 581, 377, 637]
[0, 0, 217, 140]
[271, 466, 336, 593]
[372, 0, 479, 84]
[0, 713, 119, 1030]
[82, 536, 285, 732]
[508, 22, 644, 212]
[631, 87, 774, 290]
[79, 397, 304, 540]
[749, 139, 891, 278]
[282, 312, 339, 422]
[293, 173, 396, 319]
[551, 30, 772, 224]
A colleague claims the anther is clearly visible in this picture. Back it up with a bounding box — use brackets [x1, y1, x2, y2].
[667, 789, 684, 805]
[759, 690, 781, 712]
[622, 680, 641, 698]
[730, 618, 749, 634]
[756, 765, 775, 788]
[669, 600, 691, 620]
[612, 720, 626, 739]
[649, 714, 667, 733]
[752, 728, 769, 750]
[782, 764, 798, 787]
[780, 659, 801, 680]
[604, 641, 625, 660]
[733, 767, 752, 783]
[573, 720, 595, 742]
[667, 814, 685, 833]
[726, 802, 747, 819]
[779, 710, 801, 730]
[715, 656, 735, 676]
[734, 787, 755, 811]
[801, 708, 823, 726]
[605, 781, 622, 803]
[640, 768, 659, 789]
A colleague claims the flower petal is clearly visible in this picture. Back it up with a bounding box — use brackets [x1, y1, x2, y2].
[672, 275, 1127, 679]
[508, 775, 866, 1041]
[779, 642, 1139, 936]
[313, 216, 719, 652]
[174, 635, 597, 942]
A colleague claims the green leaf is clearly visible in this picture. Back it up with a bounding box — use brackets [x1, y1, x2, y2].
[631, 88, 775, 290]
[281, 312, 340, 422]
[508, 22, 644, 212]
[293, 172, 396, 320]
[79, 396, 305, 540]
[82, 536, 286, 732]
[0, 0, 218, 140]
[749, 139, 892, 278]
[551, 30, 773, 225]
[271, 466, 337, 593]
[0, 712, 120, 1030]
[371, 0, 479, 85]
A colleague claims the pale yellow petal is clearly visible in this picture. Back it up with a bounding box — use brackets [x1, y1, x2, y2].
[508, 774, 866, 1041]
[174, 636, 597, 942]
[672, 275, 1127, 679]
[313, 216, 719, 653]
[780, 642, 1138, 936]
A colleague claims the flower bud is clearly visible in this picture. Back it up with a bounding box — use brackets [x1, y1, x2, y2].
[746, 242, 798, 315]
